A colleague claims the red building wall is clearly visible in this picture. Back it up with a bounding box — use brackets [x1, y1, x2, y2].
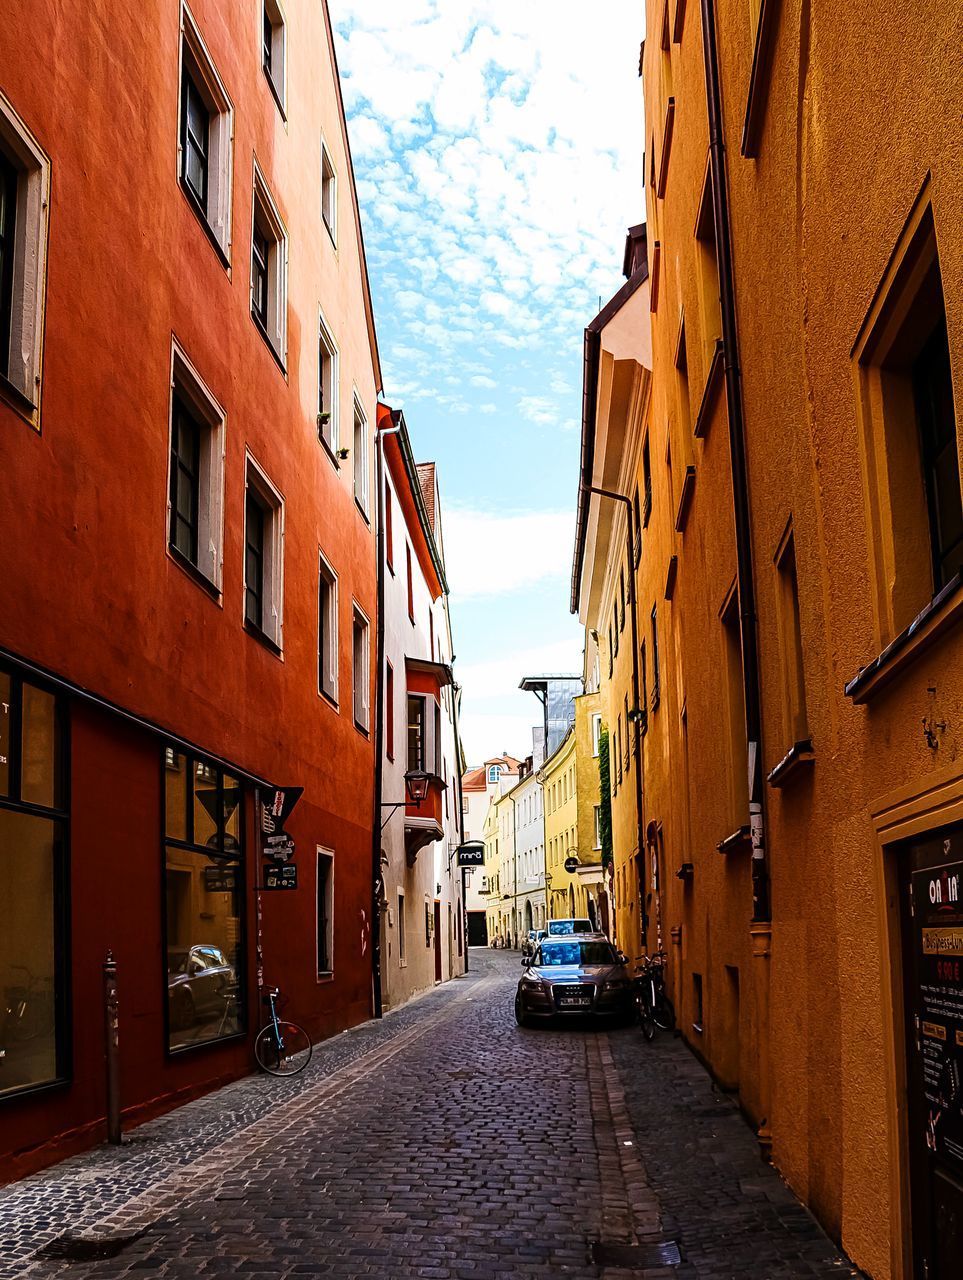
[0, 0, 380, 1178]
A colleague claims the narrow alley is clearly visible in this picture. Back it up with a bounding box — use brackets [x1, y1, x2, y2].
[0, 953, 858, 1280]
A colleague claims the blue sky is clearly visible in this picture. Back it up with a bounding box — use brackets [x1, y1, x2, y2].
[331, 1, 644, 763]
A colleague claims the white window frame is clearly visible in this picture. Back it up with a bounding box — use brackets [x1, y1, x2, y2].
[591, 712, 602, 757]
[251, 160, 288, 367]
[488, 765, 500, 784]
[166, 339, 226, 594]
[397, 890, 406, 965]
[316, 846, 334, 978]
[353, 393, 370, 516]
[178, 3, 234, 263]
[318, 549, 339, 705]
[261, 0, 287, 117]
[321, 134, 337, 245]
[0, 88, 51, 428]
[243, 452, 284, 649]
[594, 805, 602, 850]
[352, 603, 370, 732]
[317, 307, 339, 452]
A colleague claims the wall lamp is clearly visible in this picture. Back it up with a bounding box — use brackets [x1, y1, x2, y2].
[380, 769, 430, 829]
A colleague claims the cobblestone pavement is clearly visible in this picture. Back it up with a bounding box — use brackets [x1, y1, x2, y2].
[0, 951, 861, 1280]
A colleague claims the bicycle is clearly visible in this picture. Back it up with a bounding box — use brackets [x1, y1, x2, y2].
[253, 986, 312, 1076]
[632, 951, 676, 1042]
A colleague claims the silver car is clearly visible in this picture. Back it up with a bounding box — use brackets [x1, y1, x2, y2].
[514, 934, 633, 1026]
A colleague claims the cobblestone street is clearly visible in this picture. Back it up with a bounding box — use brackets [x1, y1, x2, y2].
[0, 953, 860, 1280]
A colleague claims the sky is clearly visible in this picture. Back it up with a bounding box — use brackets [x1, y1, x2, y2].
[331, 0, 645, 765]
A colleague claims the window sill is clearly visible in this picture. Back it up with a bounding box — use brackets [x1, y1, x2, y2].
[717, 824, 751, 854]
[0, 370, 38, 425]
[179, 178, 231, 271]
[355, 497, 371, 527]
[0, 1073, 71, 1109]
[317, 970, 334, 984]
[675, 465, 696, 533]
[767, 738, 814, 788]
[244, 619, 283, 657]
[354, 719, 370, 737]
[168, 545, 221, 601]
[323, 216, 337, 250]
[251, 312, 287, 376]
[167, 1027, 247, 1058]
[263, 67, 287, 121]
[664, 555, 678, 600]
[694, 339, 725, 439]
[318, 432, 341, 472]
[845, 575, 963, 704]
[319, 686, 339, 712]
[656, 97, 675, 199]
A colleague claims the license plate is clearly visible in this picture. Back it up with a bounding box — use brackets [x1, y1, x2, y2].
[559, 996, 592, 1008]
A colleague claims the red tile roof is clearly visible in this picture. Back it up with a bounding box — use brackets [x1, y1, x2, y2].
[462, 755, 522, 791]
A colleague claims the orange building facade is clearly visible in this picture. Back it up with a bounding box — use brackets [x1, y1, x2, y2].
[575, 1, 963, 1276]
[0, 0, 381, 1179]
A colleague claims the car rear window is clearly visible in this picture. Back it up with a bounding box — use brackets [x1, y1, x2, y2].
[537, 941, 617, 967]
[548, 919, 592, 935]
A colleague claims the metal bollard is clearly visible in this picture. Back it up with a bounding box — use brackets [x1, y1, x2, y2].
[103, 950, 121, 1145]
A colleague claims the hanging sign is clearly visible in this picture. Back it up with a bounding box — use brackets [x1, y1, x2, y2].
[457, 841, 485, 867]
[259, 786, 303, 863]
[564, 855, 580, 873]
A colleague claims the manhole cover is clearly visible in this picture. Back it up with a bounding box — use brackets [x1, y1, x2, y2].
[35, 1231, 145, 1261]
[591, 1239, 682, 1267]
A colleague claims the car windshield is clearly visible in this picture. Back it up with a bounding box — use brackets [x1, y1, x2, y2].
[536, 942, 617, 967]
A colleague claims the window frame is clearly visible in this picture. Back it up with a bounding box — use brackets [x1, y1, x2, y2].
[386, 661, 395, 761]
[397, 890, 406, 965]
[261, 0, 287, 118]
[177, 3, 233, 266]
[317, 307, 339, 457]
[243, 454, 284, 653]
[317, 550, 339, 706]
[250, 161, 288, 369]
[321, 135, 337, 245]
[352, 604, 371, 734]
[353, 394, 370, 518]
[316, 847, 334, 978]
[407, 694, 427, 773]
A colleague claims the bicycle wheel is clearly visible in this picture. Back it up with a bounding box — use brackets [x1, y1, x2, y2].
[654, 994, 675, 1032]
[637, 1001, 655, 1042]
[254, 1020, 312, 1076]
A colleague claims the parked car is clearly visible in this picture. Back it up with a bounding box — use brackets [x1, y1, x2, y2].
[546, 918, 594, 936]
[514, 934, 634, 1026]
[522, 929, 546, 959]
[167, 945, 236, 1031]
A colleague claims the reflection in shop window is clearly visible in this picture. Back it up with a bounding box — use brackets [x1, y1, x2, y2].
[0, 668, 66, 1099]
[163, 747, 245, 1052]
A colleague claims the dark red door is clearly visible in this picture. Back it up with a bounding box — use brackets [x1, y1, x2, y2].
[433, 901, 442, 982]
[901, 828, 963, 1278]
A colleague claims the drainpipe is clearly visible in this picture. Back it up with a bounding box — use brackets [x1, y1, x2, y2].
[580, 483, 648, 951]
[371, 410, 403, 1018]
[700, 0, 770, 924]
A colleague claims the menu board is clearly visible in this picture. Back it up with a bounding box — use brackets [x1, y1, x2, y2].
[913, 858, 963, 1170]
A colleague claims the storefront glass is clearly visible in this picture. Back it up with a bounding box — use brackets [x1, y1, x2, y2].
[0, 668, 66, 1099]
[163, 749, 245, 1051]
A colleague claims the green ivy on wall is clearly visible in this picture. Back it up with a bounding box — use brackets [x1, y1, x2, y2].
[597, 723, 613, 869]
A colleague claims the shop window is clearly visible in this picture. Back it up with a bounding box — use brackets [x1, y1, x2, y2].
[0, 669, 67, 1099]
[164, 749, 244, 1052]
[318, 551, 338, 704]
[250, 165, 287, 366]
[167, 342, 225, 594]
[0, 90, 49, 427]
[261, 0, 286, 115]
[243, 458, 283, 651]
[317, 311, 339, 453]
[774, 526, 809, 746]
[316, 849, 333, 976]
[321, 137, 337, 243]
[352, 606, 370, 732]
[408, 695, 426, 772]
[178, 5, 233, 263]
[353, 398, 369, 515]
[721, 590, 749, 823]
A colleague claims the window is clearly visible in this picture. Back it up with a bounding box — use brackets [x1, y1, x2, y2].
[321, 137, 337, 243]
[316, 849, 333, 975]
[692, 972, 704, 1034]
[914, 317, 962, 591]
[619, 567, 626, 632]
[594, 805, 602, 850]
[178, 5, 233, 262]
[164, 751, 244, 1052]
[386, 662, 395, 761]
[612, 602, 620, 657]
[721, 590, 749, 822]
[632, 487, 642, 566]
[695, 167, 723, 373]
[675, 312, 692, 436]
[462, 795, 468, 815]
[642, 435, 653, 526]
[775, 527, 809, 746]
[408, 695, 426, 772]
[398, 891, 406, 963]
[250, 164, 287, 365]
[616, 715, 623, 788]
[650, 604, 661, 710]
[607, 626, 614, 677]
[243, 458, 283, 650]
[353, 398, 369, 514]
[352, 607, 370, 732]
[425, 900, 432, 948]
[591, 712, 602, 756]
[0, 669, 67, 1098]
[261, 0, 286, 115]
[317, 311, 339, 452]
[385, 478, 394, 570]
[167, 343, 225, 593]
[406, 544, 415, 621]
[640, 639, 649, 733]
[488, 764, 500, 784]
[0, 90, 50, 425]
[434, 700, 442, 775]
[318, 552, 338, 703]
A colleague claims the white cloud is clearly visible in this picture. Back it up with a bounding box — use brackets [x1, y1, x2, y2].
[443, 506, 575, 600]
[469, 374, 497, 387]
[517, 395, 557, 427]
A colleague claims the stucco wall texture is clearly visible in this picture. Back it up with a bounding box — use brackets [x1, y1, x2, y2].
[637, 1, 963, 1275]
[0, 0, 380, 1176]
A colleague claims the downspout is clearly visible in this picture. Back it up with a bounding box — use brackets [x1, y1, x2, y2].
[371, 410, 402, 1018]
[700, 0, 770, 924]
[581, 482, 648, 951]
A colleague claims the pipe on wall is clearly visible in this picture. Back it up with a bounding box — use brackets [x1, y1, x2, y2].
[700, 0, 771, 923]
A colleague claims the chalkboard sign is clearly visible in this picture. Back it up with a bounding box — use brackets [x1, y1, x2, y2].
[263, 864, 297, 891]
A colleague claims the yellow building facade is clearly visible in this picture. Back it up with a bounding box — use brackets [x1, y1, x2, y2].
[538, 730, 580, 920]
[573, 2, 963, 1276]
